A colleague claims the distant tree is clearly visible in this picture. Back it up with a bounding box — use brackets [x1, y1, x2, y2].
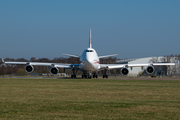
[30, 57, 36, 62]
[0, 65, 6, 75]
[16, 58, 28, 62]
[100, 57, 117, 64]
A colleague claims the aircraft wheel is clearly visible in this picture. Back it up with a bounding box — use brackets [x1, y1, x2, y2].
[71, 75, 76, 78]
[106, 75, 108, 78]
[93, 75, 97, 78]
[89, 75, 92, 79]
[103, 75, 108, 79]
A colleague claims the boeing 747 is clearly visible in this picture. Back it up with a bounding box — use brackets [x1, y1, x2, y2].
[2, 29, 175, 78]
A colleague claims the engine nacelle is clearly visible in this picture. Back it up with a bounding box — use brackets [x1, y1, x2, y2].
[121, 67, 129, 75]
[146, 66, 155, 74]
[50, 67, 59, 75]
[25, 65, 34, 73]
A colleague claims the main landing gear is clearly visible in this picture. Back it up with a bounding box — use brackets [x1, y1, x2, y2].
[71, 68, 77, 78]
[82, 71, 98, 79]
[71, 69, 108, 79]
[93, 74, 98, 78]
[82, 74, 98, 79]
[71, 74, 76, 78]
[103, 69, 108, 79]
[82, 74, 91, 78]
[103, 75, 108, 78]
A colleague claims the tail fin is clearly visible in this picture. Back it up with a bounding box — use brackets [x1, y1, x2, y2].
[89, 29, 92, 48]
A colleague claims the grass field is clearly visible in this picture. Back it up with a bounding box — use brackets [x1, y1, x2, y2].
[0, 78, 180, 120]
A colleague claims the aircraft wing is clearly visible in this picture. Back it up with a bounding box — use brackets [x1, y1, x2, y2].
[99, 54, 118, 59]
[62, 53, 80, 58]
[4, 61, 79, 69]
[100, 63, 175, 69]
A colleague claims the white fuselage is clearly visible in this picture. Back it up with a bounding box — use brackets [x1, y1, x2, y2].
[80, 48, 100, 72]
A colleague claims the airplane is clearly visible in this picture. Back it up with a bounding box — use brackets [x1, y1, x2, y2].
[2, 29, 176, 78]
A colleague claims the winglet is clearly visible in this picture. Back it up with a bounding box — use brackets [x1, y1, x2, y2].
[89, 29, 92, 48]
[1, 58, 4, 63]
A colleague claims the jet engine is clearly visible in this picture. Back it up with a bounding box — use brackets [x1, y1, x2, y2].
[50, 67, 59, 75]
[146, 66, 155, 74]
[121, 67, 129, 75]
[25, 65, 34, 73]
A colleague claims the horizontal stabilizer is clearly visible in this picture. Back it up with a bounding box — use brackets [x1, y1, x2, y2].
[62, 53, 80, 58]
[99, 54, 118, 59]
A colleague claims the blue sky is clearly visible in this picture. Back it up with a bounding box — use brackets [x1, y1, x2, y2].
[0, 0, 180, 59]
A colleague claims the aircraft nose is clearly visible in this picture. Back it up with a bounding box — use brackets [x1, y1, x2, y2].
[86, 56, 94, 63]
[85, 56, 94, 65]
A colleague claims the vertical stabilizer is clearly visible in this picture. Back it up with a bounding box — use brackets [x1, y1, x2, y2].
[89, 29, 92, 48]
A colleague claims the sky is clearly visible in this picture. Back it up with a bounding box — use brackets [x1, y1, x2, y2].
[0, 0, 180, 60]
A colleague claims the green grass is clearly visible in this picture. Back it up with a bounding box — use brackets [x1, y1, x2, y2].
[0, 78, 180, 120]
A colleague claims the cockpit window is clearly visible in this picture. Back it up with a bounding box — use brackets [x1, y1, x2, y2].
[86, 50, 94, 52]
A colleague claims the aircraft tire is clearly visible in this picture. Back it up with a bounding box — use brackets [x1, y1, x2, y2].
[71, 75, 76, 78]
[103, 75, 108, 78]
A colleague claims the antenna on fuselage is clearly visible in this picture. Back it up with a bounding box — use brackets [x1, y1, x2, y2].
[89, 29, 92, 48]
